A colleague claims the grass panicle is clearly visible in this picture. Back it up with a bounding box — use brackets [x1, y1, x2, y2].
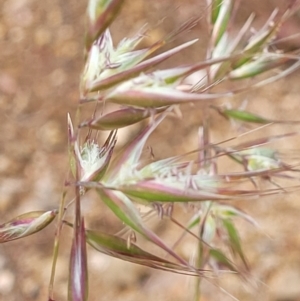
[3, 0, 300, 300]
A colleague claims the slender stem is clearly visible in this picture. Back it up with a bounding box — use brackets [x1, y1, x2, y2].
[48, 191, 67, 300]
[194, 240, 203, 301]
[75, 158, 82, 230]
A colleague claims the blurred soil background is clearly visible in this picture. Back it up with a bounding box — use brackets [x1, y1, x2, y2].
[1, 0, 300, 300]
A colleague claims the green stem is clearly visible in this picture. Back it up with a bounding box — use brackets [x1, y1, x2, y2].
[48, 191, 67, 300]
[194, 240, 203, 301]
